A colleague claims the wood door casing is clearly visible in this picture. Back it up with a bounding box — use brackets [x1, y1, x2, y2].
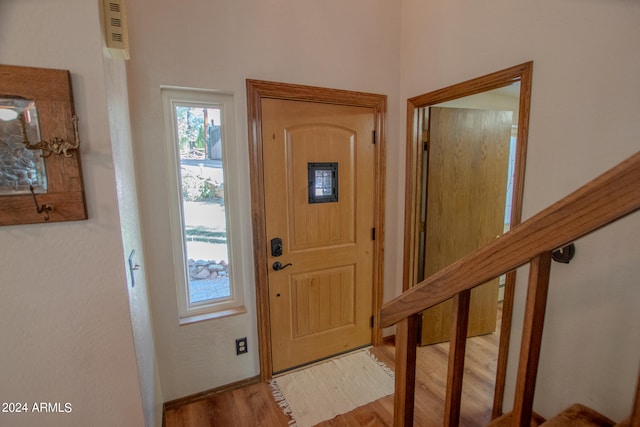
[420, 107, 512, 345]
[247, 79, 386, 381]
[401, 62, 533, 415]
[262, 98, 375, 372]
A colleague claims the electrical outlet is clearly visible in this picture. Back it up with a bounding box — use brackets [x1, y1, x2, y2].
[235, 337, 248, 355]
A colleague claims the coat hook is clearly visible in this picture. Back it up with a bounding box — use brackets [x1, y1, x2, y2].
[29, 185, 54, 221]
[20, 114, 80, 158]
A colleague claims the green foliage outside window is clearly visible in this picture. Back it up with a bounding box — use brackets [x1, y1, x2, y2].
[176, 106, 205, 152]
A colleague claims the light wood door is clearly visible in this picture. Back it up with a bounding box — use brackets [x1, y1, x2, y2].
[420, 107, 512, 345]
[261, 98, 376, 372]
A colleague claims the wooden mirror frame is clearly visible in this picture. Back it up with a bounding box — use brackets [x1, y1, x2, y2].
[402, 62, 533, 417]
[0, 64, 87, 225]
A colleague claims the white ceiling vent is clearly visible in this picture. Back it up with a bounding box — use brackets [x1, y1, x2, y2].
[103, 0, 130, 60]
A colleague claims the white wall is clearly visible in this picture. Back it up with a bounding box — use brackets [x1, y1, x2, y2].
[3, 0, 637, 421]
[125, 0, 402, 400]
[0, 1, 146, 426]
[103, 56, 164, 425]
[400, 0, 640, 421]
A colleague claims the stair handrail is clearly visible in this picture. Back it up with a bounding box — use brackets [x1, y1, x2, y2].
[381, 150, 640, 328]
[380, 150, 640, 426]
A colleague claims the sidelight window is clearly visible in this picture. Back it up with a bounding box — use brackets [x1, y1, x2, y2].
[162, 88, 245, 322]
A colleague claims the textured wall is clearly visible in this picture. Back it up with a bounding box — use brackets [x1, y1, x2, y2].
[400, 0, 640, 421]
[103, 55, 163, 426]
[125, 0, 402, 400]
[0, 1, 145, 426]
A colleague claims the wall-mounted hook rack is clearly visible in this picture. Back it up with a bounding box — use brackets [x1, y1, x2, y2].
[19, 114, 80, 158]
[29, 185, 54, 221]
[0, 65, 87, 226]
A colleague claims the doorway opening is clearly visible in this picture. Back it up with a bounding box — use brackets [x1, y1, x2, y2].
[403, 62, 533, 415]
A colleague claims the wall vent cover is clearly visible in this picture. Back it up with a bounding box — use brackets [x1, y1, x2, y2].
[103, 0, 130, 60]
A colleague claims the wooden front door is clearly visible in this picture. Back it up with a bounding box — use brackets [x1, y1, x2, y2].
[261, 98, 376, 373]
[420, 107, 512, 345]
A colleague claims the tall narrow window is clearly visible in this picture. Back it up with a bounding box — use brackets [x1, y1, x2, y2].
[162, 88, 245, 321]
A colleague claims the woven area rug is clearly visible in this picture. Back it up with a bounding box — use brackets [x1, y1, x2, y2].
[270, 349, 395, 426]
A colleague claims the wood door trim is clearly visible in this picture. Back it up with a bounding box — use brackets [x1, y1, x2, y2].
[402, 62, 533, 416]
[246, 79, 387, 381]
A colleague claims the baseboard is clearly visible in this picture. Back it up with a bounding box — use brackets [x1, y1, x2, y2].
[163, 375, 261, 411]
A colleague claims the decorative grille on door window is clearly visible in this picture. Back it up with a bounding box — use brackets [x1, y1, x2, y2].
[308, 162, 338, 204]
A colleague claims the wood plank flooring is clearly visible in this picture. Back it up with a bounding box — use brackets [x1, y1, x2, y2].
[164, 307, 501, 427]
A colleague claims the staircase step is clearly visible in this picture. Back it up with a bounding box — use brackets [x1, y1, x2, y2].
[542, 403, 614, 427]
[614, 417, 630, 427]
[487, 411, 546, 427]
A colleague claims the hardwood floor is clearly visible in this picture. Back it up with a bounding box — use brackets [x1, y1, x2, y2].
[164, 307, 501, 427]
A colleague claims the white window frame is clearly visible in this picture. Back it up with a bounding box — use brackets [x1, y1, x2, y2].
[161, 87, 246, 323]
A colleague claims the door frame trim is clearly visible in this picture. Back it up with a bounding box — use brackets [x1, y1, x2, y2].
[246, 79, 387, 380]
[402, 62, 533, 417]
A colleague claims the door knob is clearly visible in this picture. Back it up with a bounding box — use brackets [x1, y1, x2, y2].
[272, 261, 292, 271]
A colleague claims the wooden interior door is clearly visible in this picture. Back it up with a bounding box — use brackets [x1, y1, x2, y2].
[420, 107, 512, 345]
[261, 98, 376, 373]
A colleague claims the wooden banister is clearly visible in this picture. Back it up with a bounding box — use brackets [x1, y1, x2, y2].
[511, 252, 552, 426]
[393, 315, 419, 426]
[444, 290, 471, 426]
[382, 150, 640, 427]
[381, 150, 640, 328]
[631, 372, 640, 426]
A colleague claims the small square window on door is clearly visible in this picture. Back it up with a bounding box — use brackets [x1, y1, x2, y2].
[308, 162, 338, 204]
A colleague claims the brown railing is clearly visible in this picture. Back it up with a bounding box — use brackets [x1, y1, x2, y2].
[380, 151, 640, 426]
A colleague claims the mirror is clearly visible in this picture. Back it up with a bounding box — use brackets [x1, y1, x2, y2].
[0, 64, 87, 225]
[402, 61, 532, 413]
[0, 98, 48, 195]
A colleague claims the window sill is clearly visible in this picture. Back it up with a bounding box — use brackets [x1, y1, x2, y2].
[179, 305, 247, 326]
